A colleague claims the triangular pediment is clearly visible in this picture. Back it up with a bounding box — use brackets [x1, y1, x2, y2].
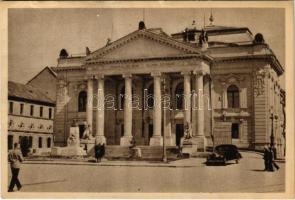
[86, 30, 200, 62]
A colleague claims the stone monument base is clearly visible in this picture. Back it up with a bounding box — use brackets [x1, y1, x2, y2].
[51, 146, 86, 157]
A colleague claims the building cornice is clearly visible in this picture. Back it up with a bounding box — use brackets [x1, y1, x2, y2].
[8, 96, 56, 107]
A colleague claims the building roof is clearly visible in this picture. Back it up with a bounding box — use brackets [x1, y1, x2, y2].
[26, 66, 57, 85]
[8, 81, 55, 106]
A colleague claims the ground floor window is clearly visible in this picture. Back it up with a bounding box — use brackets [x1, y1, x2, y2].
[8, 135, 13, 150]
[231, 123, 239, 139]
[47, 138, 51, 148]
[38, 137, 42, 148]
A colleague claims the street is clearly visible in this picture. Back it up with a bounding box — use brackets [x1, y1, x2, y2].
[8, 152, 285, 193]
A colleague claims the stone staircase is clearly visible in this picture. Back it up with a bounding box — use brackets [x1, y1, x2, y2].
[105, 145, 180, 161]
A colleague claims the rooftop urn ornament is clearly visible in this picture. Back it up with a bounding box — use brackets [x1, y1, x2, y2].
[86, 47, 91, 55]
[106, 38, 112, 46]
[253, 33, 265, 44]
[209, 12, 214, 25]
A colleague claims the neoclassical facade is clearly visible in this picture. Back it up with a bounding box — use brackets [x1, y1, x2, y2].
[52, 21, 285, 157]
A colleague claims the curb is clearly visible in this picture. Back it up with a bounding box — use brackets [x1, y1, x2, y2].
[22, 160, 203, 168]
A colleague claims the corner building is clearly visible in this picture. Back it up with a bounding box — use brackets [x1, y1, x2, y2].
[52, 21, 285, 158]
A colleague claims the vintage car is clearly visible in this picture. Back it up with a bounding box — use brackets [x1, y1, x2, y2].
[206, 144, 242, 166]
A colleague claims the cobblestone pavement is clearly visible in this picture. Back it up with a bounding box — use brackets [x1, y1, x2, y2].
[7, 152, 285, 193]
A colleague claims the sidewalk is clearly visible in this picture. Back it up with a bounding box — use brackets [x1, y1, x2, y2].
[23, 157, 205, 168]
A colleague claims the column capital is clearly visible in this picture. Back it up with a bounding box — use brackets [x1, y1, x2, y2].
[84, 74, 95, 80]
[193, 70, 206, 77]
[94, 74, 104, 80]
[122, 73, 132, 78]
[151, 71, 161, 77]
[181, 71, 192, 76]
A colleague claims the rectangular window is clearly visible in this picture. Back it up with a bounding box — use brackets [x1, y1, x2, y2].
[30, 105, 34, 116]
[38, 137, 42, 148]
[47, 138, 51, 148]
[20, 103, 24, 115]
[40, 106, 43, 117]
[8, 135, 13, 150]
[9, 102, 13, 114]
[49, 108, 52, 119]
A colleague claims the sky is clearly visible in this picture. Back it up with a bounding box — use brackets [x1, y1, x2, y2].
[8, 8, 285, 86]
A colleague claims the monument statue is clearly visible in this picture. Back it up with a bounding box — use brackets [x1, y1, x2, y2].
[82, 124, 92, 140]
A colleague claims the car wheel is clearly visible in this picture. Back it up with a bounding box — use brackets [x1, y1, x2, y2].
[235, 159, 239, 164]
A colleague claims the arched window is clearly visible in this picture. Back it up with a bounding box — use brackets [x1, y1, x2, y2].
[227, 85, 240, 108]
[175, 83, 184, 110]
[78, 91, 87, 112]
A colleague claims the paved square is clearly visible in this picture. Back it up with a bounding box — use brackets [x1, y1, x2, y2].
[7, 152, 285, 193]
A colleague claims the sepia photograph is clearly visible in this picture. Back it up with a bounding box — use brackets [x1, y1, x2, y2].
[1, 2, 294, 198]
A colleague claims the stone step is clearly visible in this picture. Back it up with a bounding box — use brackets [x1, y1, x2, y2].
[105, 146, 179, 160]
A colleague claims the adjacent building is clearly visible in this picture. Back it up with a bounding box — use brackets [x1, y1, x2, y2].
[26, 66, 58, 101]
[51, 20, 285, 157]
[8, 81, 55, 156]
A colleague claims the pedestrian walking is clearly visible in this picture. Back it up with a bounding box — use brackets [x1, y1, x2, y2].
[267, 146, 274, 172]
[270, 147, 280, 171]
[8, 143, 23, 192]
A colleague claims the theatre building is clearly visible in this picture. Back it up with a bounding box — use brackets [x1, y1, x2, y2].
[52, 20, 285, 158]
[8, 81, 55, 156]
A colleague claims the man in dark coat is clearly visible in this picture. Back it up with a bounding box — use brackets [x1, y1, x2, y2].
[94, 143, 102, 163]
[8, 143, 23, 192]
[263, 146, 269, 171]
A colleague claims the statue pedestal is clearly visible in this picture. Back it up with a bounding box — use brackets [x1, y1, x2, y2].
[51, 127, 87, 157]
[181, 137, 198, 156]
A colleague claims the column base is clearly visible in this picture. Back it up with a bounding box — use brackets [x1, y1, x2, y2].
[120, 136, 133, 146]
[149, 136, 163, 146]
[95, 136, 106, 145]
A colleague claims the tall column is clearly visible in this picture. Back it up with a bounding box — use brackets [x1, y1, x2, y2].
[163, 76, 173, 146]
[120, 74, 133, 146]
[86, 77, 94, 136]
[95, 74, 106, 144]
[182, 71, 192, 137]
[150, 72, 163, 146]
[193, 70, 206, 151]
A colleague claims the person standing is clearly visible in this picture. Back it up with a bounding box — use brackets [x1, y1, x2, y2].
[263, 146, 269, 171]
[8, 143, 23, 192]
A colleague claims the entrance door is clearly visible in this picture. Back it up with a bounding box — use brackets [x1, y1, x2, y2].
[19, 136, 30, 157]
[79, 125, 85, 139]
[175, 124, 184, 146]
[148, 124, 153, 142]
[231, 123, 239, 140]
